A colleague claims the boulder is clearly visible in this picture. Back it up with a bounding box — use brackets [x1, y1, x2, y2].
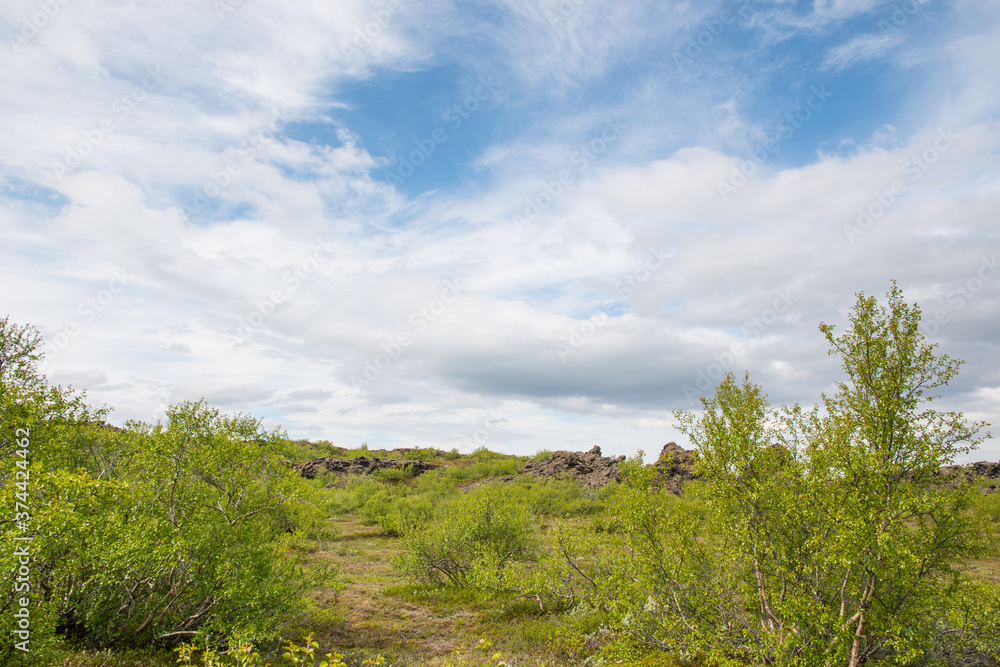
[655, 442, 696, 480]
[651, 442, 698, 495]
[522, 445, 625, 488]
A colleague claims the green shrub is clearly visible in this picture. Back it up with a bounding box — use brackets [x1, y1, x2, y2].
[400, 447, 438, 461]
[510, 477, 601, 516]
[470, 446, 504, 460]
[371, 464, 413, 482]
[399, 485, 539, 589]
[314, 440, 345, 459]
[475, 458, 518, 477]
[174, 631, 386, 666]
[0, 398, 309, 658]
[360, 488, 436, 536]
[970, 489, 1000, 526]
[323, 468, 460, 535]
[342, 442, 391, 459]
[0, 318, 315, 662]
[445, 458, 519, 482]
[442, 464, 474, 482]
[75, 401, 308, 648]
[323, 476, 383, 515]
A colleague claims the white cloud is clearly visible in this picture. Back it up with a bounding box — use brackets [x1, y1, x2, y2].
[823, 31, 903, 70]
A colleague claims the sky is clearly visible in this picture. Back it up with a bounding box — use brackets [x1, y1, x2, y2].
[1, 0, 998, 462]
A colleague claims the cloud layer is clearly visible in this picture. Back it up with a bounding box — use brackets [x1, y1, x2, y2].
[2, 0, 997, 460]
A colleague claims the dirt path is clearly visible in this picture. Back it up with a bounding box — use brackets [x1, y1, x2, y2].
[300, 517, 538, 666]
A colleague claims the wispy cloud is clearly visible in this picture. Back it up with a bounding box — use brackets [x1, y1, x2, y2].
[823, 31, 903, 70]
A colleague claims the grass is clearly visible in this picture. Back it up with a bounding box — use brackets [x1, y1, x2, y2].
[373, 465, 415, 482]
[286, 480, 1000, 667]
[50, 509, 1000, 667]
[280, 516, 594, 666]
[51, 451, 613, 667]
[49, 450, 1000, 667]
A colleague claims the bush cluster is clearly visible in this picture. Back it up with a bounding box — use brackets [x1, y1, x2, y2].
[325, 466, 607, 539]
[398, 485, 539, 589]
[0, 318, 317, 664]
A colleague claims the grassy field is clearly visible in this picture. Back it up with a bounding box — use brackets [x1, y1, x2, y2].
[291, 516, 590, 666]
[53, 469, 1000, 667]
[277, 460, 638, 667]
[51, 443, 685, 667]
[55, 510, 669, 667]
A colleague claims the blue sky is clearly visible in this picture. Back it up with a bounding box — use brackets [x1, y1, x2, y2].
[1, 0, 998, 461]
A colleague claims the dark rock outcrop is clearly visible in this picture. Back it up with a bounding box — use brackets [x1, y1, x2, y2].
[968, 461, 1000, 479]
[652, 441, 697, 495]
[937, 460, 1000, 481]
[522, 446, 625, 488]
[291, 437, 997, 498]
[937, 460, 1000, 493]
[655, 442, 696, 480]
[295, 456, 436, 479]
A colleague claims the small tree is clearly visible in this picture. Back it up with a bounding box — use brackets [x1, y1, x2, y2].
[666, 284, 992, 665]
[815, 283, 988, 665]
